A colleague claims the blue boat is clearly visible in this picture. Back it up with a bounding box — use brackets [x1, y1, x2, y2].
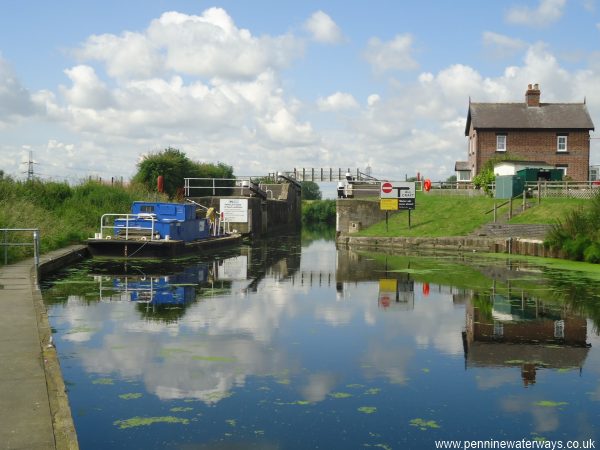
[87, 201, 241, 258]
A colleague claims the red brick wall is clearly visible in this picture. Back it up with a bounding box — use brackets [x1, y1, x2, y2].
[475, 129, 590, 180]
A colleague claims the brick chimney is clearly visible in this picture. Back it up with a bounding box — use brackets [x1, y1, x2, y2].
[525, 83, 540, 107]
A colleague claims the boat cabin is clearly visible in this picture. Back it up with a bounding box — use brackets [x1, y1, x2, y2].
[114, 202, 210, 241]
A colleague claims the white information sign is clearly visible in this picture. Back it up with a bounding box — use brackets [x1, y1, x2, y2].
[380, 181, 415, 199]
[220, 198, 248, 223]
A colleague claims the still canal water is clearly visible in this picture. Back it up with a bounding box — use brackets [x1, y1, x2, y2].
[42, 231, 600, 449]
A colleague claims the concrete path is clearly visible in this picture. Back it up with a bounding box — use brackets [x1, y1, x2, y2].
[0, 246, 84, 450]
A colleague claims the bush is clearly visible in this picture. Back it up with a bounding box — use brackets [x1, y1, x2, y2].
[302, 200, 336, 224]
[133, 147, 234, 199]
[546, 190, 600, 263]
[584, 243, 600, 264]
[0, 179, 155, 264]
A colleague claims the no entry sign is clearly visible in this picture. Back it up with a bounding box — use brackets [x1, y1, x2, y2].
[381, 182, 393, 194]
[380, 181, 415, 199]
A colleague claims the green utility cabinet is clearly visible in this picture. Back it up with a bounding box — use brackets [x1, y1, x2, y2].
[516, 168, 563, 182]
[495, 175, 524, 199]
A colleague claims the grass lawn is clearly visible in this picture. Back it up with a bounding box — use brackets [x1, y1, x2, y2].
[508, 197, 589, 224]
[355, 193, 589, 237]
[356, 193, 510, 237]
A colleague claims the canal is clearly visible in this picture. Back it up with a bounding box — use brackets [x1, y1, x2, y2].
[42, 230, 600, 449]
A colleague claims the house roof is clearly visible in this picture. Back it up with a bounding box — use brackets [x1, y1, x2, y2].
[455, 161, 470, 171]
[465, 102, 595, 136]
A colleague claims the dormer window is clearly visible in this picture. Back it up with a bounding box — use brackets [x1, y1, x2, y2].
[557, 134, 568, 152]
[496, 134, 507, 152]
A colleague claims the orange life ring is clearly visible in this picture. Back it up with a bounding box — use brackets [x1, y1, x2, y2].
[424, 179, 432, 192]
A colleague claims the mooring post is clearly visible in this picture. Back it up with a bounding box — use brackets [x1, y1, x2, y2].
[509, 197, 513, 219]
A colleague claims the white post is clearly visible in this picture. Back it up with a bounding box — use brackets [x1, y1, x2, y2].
[33, 229, 40, 287]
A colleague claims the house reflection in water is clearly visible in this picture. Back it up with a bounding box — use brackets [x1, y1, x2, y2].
[463, 287, 590, 387]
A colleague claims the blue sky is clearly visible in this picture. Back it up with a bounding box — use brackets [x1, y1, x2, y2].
[1, 0, 599, 182]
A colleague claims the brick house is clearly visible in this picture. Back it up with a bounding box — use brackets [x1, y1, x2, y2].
[458, 84, 595, 181]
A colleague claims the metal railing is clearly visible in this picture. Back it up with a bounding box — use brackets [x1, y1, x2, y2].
[98, 214, 157, 241]
[184, 177, 283, 199]
[1, 228, 41, 284]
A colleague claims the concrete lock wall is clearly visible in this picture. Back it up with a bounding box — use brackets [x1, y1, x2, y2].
[336, 199, 398, 236]
[190, 182, 301, 238]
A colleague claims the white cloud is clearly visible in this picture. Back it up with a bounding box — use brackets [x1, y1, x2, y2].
[304, 11, 344, 44]
[258, 107, 316, 146]
[4, 7, 600, 183]
[61, 65, 113, 109]
[482, 31, 527, 59]
[0, 56, 37, 125]
[506, 0, 566, 27]
[364, 34, 418, 73]
[317, 92, 359, 111]
[76, 8, 303, 81]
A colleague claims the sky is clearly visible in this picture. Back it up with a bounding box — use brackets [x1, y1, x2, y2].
[1, 0, 600, 183]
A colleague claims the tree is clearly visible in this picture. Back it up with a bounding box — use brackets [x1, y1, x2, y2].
[301, 181, 322, 200]
[133, 147, 234, 199]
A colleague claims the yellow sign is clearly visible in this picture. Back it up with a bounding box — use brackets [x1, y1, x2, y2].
[379, 279, 398, 292]
[380, 199, 398, 210]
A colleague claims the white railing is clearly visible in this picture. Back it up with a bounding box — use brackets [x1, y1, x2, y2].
[98, 214, 157, 241]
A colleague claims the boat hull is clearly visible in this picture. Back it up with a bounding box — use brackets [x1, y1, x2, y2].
[87, 234, 242, 258]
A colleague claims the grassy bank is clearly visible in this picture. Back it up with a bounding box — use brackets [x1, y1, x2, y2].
[0, 178, 159, 263]
[355, 193, 589, 237]
[508, 198, 588, 224]
[356, 194, 508, 237]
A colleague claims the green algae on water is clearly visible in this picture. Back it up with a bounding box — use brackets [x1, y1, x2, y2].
[358, 406, 377, 414]
[66, 326, 98, 334]
[92, 378, 114, 385]
[364, 388, 381, 395]
[113, 416, 190, 429]
[192, 355, 236, 363]
[159, 348, 190, 358]
[170, 407, 193, 412]
[535, 400, 568, 408]
[329, 392, 352, 399]
[118, 393, 142, 400]
[410, 418, 440, 430]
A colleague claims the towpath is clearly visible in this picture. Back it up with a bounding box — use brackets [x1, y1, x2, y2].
[0, 246, 84, 450]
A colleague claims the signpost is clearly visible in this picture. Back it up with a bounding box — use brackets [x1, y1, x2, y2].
[379, 181, 416, 230]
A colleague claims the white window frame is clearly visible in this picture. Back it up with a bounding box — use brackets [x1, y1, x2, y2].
[554, 320, 565, 339]
[557, 135, 568, 153]
[458, 171, 471, 182]
[496, 134, 506, 152]
[556, 165, 568, 177]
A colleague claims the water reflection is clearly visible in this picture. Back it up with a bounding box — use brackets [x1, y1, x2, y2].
[42, 235, 600, 449]
[465, 287, 590, 388]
